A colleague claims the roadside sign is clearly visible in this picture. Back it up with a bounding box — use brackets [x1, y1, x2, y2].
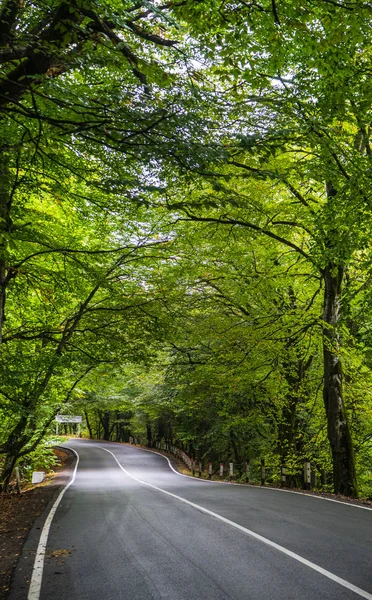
[55, 415, 82, 423]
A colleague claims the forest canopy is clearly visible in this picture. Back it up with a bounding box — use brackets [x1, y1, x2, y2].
[0, 0, 371, 498]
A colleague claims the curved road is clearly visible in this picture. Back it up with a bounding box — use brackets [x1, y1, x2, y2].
[12, 440, 372, 599]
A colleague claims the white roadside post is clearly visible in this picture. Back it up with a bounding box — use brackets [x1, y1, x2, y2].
[32, 472, 45, 484]
[281, 463, 286, 488]
[208, 462, 213, 480]
[229, 462, 234, 481]
[304, 462, 311, 490]
[219, 463, 224, 478]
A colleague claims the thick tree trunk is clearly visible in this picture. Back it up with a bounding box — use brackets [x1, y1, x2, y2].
[0, 155, 12, 350]
[0, 414, 33, 491]
[0, 416, 29, 491]
[322, 264, 358, 497]
[0, 453, 18, 492]
[229, 429, 242, 473]
[99, 410, 110, 441]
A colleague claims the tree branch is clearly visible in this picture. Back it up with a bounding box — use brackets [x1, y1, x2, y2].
[179, 211, 316, 266]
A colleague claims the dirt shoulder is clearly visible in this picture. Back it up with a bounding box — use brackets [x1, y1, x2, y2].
[0, 448, 75, 600]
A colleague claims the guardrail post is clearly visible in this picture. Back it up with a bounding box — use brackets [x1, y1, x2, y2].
[281, 463, 286, 488]
[198, 461, 202, 477]
[219, 463, 224, 478]
[260, 458, 266, 486]
[229, 462, 234, 481]
[208, 462, 212, 480]
[304, 461, 311, 490]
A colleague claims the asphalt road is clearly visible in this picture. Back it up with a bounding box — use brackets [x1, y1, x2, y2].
[17, 440, 372, 599]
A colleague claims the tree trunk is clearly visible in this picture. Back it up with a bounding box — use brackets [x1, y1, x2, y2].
[0, 155, 12, 351]
[99, 410, 110, 441]
[0, 453, 18, 492]
[146, 423, 152, 448]
[229, 429, 242, 474]
[322, 263, 358, 497]
[84, 410, 93, 439]
[0, 416, 29, 491]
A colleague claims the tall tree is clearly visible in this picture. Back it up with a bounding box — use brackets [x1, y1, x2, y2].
[165, 0, 372, 496]
[0, 0, 223, 488]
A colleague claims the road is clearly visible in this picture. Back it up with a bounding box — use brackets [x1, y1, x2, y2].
[15, 440, 372, 600]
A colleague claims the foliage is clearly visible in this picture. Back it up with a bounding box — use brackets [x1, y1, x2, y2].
[0, 0, 372, 498]
[16, 441, 60, 482]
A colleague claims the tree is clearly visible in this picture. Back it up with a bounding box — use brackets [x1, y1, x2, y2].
[116, 219, 322, 477]
[2, 0, 372, 498]
[162, 0, 372, 496]
[0, 0, 222, 489]
[0, 215, 171, 489]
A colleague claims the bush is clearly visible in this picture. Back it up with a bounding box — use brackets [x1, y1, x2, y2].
[18, 442, 60, 482]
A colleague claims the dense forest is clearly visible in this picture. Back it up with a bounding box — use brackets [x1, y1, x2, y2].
[0, 0, 371, 498]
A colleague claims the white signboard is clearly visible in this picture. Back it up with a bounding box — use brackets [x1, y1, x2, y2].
[32, 471, 45, 484]
[55, 415, 82, 423]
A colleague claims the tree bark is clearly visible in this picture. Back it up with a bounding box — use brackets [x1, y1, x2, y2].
[229, 429, 242, 474]
[322, 263, 358, 497]
[0, 453, 18, 492]
[99, 410, 111, 441]
[84, 410, 93, 439]
[0, 413, 29, 491]
[0, 154, 12, 350]
[146, 423, 152, 447]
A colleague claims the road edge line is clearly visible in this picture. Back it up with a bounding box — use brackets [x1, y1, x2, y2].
[27, 448, 79, 600]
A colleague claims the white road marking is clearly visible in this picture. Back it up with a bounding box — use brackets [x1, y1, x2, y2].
[28, 448, 79, 600]
[136, 445, 372, 512]
[100, 446, 372, 600]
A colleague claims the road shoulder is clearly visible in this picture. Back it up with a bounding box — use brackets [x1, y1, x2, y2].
[1, 448, 75, 600]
